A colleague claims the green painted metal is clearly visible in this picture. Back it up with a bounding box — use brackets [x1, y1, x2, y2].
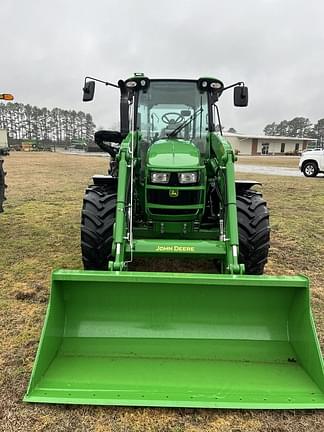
[207, 132, 243, 273]
[109, 133, 133, 271]
[133, 227, 219, 239]
[144, 138, 207, 224]
[147, 138, 201, 169]
[24, 270, 324, 408]
[126, 239, 226, 257]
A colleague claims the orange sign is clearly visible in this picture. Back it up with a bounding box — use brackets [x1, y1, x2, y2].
[0, 94, 14, 101]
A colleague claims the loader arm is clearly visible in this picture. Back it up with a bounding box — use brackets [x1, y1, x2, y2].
[208, 132, 243, 274]
[109, 132, 138, 271]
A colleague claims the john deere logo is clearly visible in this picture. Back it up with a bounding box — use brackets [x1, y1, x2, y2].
[169, 189, 179, 198]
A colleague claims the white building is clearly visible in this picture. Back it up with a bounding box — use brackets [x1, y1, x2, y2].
[224, 133, 317, 156]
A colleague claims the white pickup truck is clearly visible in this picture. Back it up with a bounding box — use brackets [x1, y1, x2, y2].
[299, 149, 324, 177]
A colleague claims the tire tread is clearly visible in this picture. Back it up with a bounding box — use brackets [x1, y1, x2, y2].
[81, 184, 116, 270]
[237, 189, 270, 275]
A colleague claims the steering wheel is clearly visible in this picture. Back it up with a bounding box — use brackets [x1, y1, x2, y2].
[161, 112, 184, 124]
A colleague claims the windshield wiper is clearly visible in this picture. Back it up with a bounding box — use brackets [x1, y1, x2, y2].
[168, 107, 203, 138]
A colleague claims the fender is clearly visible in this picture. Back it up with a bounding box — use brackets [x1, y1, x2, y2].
[92, 175, 118, 188]
[235, 180, 261, 194]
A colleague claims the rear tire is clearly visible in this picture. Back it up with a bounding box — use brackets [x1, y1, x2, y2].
[0, 159, 6, 213]
[81, 184, 117, 270]
[302, 161, 318, 177]
[237, 190, 270, 275]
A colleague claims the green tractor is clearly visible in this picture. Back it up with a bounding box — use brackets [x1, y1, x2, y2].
[25, 75, 324, 409]
[80, 77, 268, 275]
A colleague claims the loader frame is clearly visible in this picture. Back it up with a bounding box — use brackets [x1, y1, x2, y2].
[109, 132, 243, 274]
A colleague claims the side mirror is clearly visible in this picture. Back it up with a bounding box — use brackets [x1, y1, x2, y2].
[83, 81, 95, 102]
[234, 86, 248, 107]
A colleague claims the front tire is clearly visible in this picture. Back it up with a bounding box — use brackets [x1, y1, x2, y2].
[237, 189, 270, 275]
[81, 184, 117, 270]
[302, 161, 318, 177]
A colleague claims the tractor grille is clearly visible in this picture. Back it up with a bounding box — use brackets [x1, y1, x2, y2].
[147, 189, 200, 206]
[149, 208, 197, 215]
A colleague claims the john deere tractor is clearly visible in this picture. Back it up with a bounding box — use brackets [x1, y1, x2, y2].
[80, 76, 268, 275]
[25, 75, 324, 409]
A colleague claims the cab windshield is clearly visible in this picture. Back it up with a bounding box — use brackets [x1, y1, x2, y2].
[137, 80, 209, 153]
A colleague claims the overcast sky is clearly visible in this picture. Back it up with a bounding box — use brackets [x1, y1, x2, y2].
[1, 0, 324, 134]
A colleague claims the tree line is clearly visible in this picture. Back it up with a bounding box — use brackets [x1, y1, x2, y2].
[0, 102, 96, 145]
[264, 117, 324, 143]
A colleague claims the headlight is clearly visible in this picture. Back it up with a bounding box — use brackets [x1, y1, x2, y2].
[210, 81, 223, 89]
[151, 172, 170, 184]
[126, 80, 137, 88]
[178, 172, 198, 184]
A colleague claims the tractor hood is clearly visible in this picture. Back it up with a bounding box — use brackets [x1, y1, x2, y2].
[147, 139, 200, 170]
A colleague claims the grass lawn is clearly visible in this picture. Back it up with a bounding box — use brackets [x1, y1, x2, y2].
[0, 153, 323, 432]
[237, 155, 299, 168]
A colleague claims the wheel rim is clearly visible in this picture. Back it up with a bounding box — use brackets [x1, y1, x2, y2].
[305, 164, 315, 175]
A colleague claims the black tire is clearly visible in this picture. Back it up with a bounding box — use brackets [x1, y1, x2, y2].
[0, 159, 6, 213]
[237, 189, 270, 275]
[81, 184, 117, 270]
[302, 161, 318, 177]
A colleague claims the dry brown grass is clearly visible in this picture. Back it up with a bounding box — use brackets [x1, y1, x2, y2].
[237, 155, 299, 168]
[0, 153, 323, 432]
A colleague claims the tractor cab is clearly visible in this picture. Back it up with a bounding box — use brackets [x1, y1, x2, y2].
[135, 79, 210, 156]
[86, 74, 248, 159]
[124, 77, 221, 225]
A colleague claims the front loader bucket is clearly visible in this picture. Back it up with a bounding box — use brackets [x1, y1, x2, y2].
[25, 270, 324, 409]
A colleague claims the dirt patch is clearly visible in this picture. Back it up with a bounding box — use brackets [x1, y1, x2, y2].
[0, 153, 323, 431]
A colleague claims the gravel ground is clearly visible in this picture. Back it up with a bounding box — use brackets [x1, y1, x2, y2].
[235, 164, 303, 176]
